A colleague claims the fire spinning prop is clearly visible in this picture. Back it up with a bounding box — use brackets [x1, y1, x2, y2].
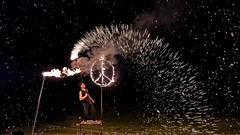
[32, 67, 81, 135]
[90, 57, 115, 116]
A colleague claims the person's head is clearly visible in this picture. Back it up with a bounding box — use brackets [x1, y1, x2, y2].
[79, 82, 86, 90]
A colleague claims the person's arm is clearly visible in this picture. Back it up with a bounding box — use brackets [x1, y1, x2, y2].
[88, 94, 95, 104]
[79, 90, 88, 101]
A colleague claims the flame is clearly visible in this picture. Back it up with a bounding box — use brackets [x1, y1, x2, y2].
[42, 67, 81, 78]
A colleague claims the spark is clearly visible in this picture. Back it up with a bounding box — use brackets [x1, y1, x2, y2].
[70, 24, 216, 133]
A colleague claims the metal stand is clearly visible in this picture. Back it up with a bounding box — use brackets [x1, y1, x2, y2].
[100, 58, 104, 119]
[101, 86, 103, 118]
[88, 57, 115, 134]
[31, 76, 46, 135]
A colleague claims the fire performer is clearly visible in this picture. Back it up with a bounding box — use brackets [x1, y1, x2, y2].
[79, 82, 96, 121]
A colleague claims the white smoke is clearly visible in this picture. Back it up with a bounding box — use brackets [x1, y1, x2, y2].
[70, 42, 89, 60]
[70, 41, 120, 75]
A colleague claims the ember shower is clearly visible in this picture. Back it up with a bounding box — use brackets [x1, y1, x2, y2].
[70, 24, 214, 132]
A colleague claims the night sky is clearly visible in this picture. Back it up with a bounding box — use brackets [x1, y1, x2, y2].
[1, 0, 240, 133]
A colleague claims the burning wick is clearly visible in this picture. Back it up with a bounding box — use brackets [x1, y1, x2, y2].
[42, 67, 81, 78]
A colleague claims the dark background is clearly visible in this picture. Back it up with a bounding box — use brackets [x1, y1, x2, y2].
[1, 0, 240, 129]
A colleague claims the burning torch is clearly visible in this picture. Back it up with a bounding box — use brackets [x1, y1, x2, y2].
[32, 67, 81, 135]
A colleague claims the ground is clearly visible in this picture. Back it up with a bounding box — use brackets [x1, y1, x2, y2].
[2, 112, 240, 135]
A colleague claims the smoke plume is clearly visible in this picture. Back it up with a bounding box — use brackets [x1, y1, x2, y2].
[71, 42, 120, 75]
[133, 0, 194, 31]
